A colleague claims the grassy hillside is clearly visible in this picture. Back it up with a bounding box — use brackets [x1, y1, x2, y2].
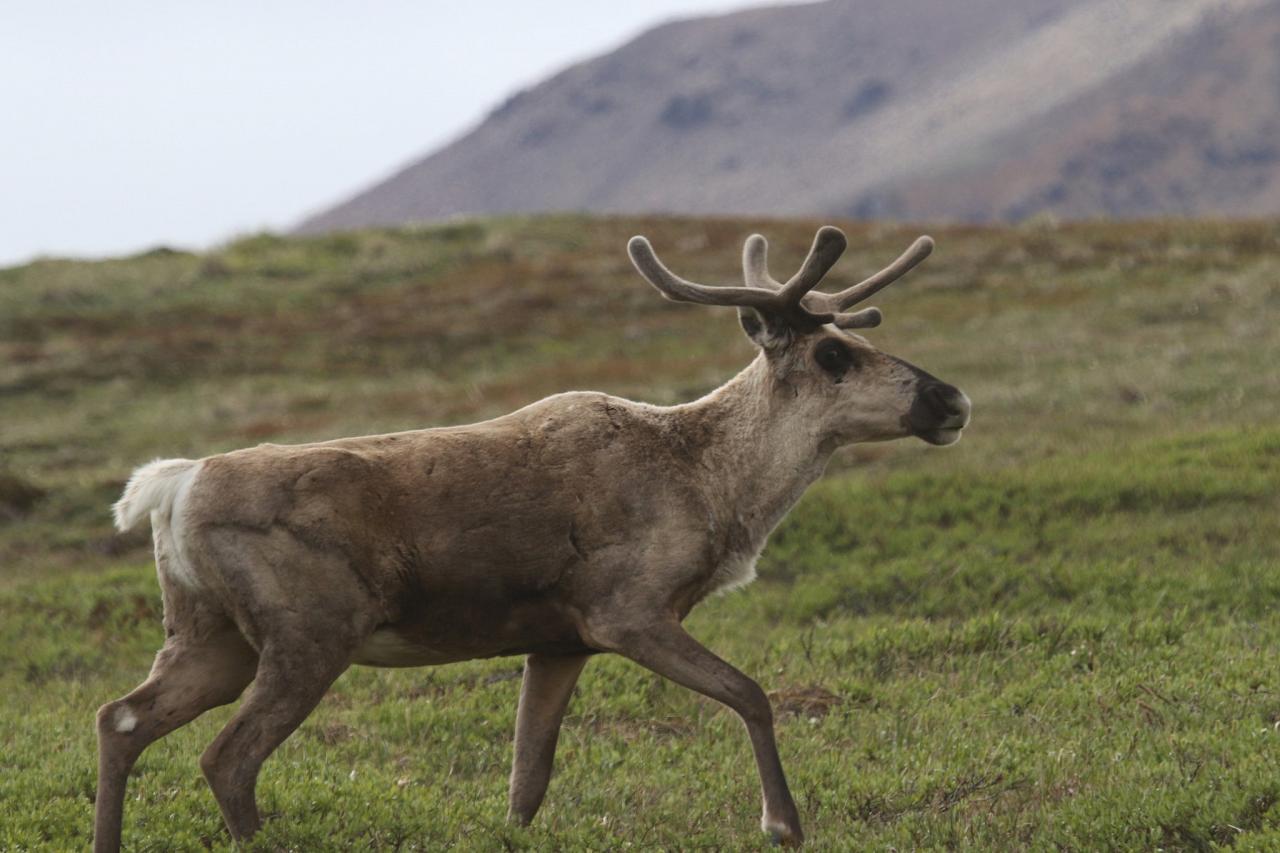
[3, 215, 1280, 849]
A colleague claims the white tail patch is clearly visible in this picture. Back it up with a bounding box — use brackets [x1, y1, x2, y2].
[112, 458, 198, 532]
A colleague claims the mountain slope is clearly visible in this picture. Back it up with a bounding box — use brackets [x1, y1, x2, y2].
[297, 0, 1278, 231]
[871, 1, 1280, 220]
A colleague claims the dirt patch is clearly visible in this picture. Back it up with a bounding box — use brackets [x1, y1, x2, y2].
[769, 684, 844, 720]
[309, 722, 356, 745]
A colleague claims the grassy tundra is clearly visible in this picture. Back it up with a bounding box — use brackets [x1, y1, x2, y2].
[2, 216, 1279, 849]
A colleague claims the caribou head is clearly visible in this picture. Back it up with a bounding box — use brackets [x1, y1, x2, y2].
[628, 225, 971, 449]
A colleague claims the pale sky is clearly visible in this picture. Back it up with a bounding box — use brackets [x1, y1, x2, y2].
[1, 1, 778, 266]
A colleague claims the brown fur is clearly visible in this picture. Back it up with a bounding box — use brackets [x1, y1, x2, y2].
[94, 228, 970, 849]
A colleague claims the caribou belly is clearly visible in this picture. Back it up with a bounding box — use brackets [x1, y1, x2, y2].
[352, 628, 454, 667]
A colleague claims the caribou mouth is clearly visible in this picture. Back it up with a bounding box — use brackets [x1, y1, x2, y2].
[916, 426, 964, 446]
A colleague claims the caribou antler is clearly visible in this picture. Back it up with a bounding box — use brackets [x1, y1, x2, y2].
[627, 226, 845, 329]
[629, 226, 933, 331]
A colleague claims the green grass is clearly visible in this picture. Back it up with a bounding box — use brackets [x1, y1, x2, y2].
[3, 215, 1280, 849]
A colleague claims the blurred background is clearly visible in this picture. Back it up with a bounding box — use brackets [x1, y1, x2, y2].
[4, 1, 1280, 849]
[5, 0, 1279, 264]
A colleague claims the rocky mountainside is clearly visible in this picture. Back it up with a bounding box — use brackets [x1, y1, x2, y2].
[297, 0, 1280, 231]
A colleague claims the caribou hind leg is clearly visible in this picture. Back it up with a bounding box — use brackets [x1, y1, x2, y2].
[93, 623, 258, 853]
[187, 526, 383, 841]
[198, 638, 354, 840]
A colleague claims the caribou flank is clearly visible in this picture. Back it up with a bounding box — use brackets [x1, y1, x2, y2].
[95, 226, 970, 850]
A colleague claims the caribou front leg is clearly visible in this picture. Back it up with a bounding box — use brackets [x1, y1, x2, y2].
[507, 653, 590, 825]
[593, 619, 803, 846]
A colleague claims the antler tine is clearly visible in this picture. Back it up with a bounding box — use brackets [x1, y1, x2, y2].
[742, 234, 782, 290]
[820, 235, 934, 312]
[627, 236, 780, 309]
[778, 226, 849, 302]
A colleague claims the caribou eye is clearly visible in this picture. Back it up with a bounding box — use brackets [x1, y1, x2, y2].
[814, 339, 856, 379]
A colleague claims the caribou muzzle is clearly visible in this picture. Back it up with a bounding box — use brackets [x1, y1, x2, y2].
[909, 381, 971, 445]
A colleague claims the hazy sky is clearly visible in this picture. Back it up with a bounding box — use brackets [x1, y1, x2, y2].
[1, 1, 773, 266]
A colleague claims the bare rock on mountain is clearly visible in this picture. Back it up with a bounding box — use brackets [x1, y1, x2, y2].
[297, 0, 1280, 232]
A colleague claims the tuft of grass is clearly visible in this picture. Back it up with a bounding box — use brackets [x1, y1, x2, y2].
[3, 215, 1280, 848]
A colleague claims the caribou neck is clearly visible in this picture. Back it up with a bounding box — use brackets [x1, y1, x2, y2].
[669, 353, 832, 545]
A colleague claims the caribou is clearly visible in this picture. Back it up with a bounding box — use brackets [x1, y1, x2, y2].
[95, 225, 970, 849]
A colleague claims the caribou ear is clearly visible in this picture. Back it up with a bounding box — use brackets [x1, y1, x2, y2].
[738, 307, 790, 351]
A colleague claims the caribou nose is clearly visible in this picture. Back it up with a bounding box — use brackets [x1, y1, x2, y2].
[917, 382, 971, 429]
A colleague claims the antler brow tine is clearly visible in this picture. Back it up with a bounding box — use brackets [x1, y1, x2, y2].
[832, 307, 882, 329]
